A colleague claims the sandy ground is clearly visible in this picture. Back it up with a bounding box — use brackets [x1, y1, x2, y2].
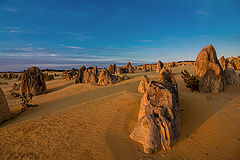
[0, 66, 240, 160]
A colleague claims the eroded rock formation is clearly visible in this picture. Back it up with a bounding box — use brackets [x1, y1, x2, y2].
[131, 68, 180, 154]
[223, 68, 240, 86]
[20, 67, 47, 96]
[75, 66, 86, 84]
[98, 69, 117, 85]
[156, 60, 164, 73]
[126, 62, 134, 73]
[195, 44, 224, 93]
[0, 88, 11, 123]
[138, 75, 150, 93]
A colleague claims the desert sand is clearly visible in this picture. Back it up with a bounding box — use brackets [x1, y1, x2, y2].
[0, 65, 240, 160]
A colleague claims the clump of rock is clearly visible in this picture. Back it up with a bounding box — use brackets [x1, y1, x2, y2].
[98, 69, 118, 85]
[0, 88, 12, 123]
[138, 75, 150, 93]
[126, 62, 134, 73]
[83, 69, 98, 84]
[63, 68, 78, 80]
[12, 83, 20, 91]
[44, 74, 54, 81]
[131, 67, 180, 154]
[156, 60, 164, 73]
[195, 44, 224, 93]
[142, 64, 147, 72]
[108, 64, 117, 74]
[223, 68, 240, 86]
[75, 65, 86, 84]
[20, 67, 47, 96]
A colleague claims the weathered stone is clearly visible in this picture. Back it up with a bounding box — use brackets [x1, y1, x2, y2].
[138, 75, 150, 93]
[156, 60, 164, 73]
[131, 69, 180, 154]
[170, 62, 176, 67]
[219, 56, 227, 71]
[195, 44, 224, 93]
[98, 69, 117, 85]
[20, 67, 47, 96]
[44, 74, 54, 81]
[143, 64, 147, 72]
[228, 57, 240, 70]
[12, 83, 20, 91]
[157, 67, 178, 97]
[83, 69, 98, 84]
[115, 67, 123, 75]
[108, 64, 114, 74]
[93, 66, 98, 75]
[223, 68, 240, 86]
[126, 62, 134, 73]
[63, 68, 78, 80]
[0, 88, 12, 123]
[74, 66, 86, 84]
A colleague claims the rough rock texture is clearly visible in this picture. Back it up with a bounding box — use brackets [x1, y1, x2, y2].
[63, 68, 78, 80]
[98, 69, 117, 86]
[93, 66, 98, 75]
[223, 68, 240, 86]
[12, 83, 20, 91]
[143, 64, 147, 72]
[0, 88, 12, 123]
[156, 60, 164, 73]
[170, 62, 176, 67]
[126, 62, 134, 73]
[148, 65, 153, 71]
[195, 44, 224, 93]
[157, 67, 178, 97]
[83, 69, 98, 84]
[130, 68, 180, 154]
[44, 74, 54, 81]
[74, 66, 86, 84]
[138, 75, 150, 93]
[20, 67, 47, 96]
[108, 64, 117, 74]
[227, 57, 240, 70]
[115, 67, 123, 75]
[219, 56, 227, 71]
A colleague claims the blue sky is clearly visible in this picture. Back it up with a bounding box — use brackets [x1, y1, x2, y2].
[0, 0, 239, 71]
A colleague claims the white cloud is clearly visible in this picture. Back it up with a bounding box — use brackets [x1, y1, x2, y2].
[136, 40, 153, 43]
[4, 7, 19, 12]
[49, 54, 57, 56]
[59, 44, 83, 49]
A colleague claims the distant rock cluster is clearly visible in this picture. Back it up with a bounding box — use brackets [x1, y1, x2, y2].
[74, 62, 132, 86]
[131, 67, 180, 154]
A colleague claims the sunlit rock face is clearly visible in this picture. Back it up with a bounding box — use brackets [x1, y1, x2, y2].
[131, 68, 180, 154]
[195, 44, 224, 93]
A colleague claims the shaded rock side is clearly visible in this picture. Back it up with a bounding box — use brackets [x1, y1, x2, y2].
[156, 60, 164, 73]
[223, 68, 240, 86]
[0, 88, 12, 123]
